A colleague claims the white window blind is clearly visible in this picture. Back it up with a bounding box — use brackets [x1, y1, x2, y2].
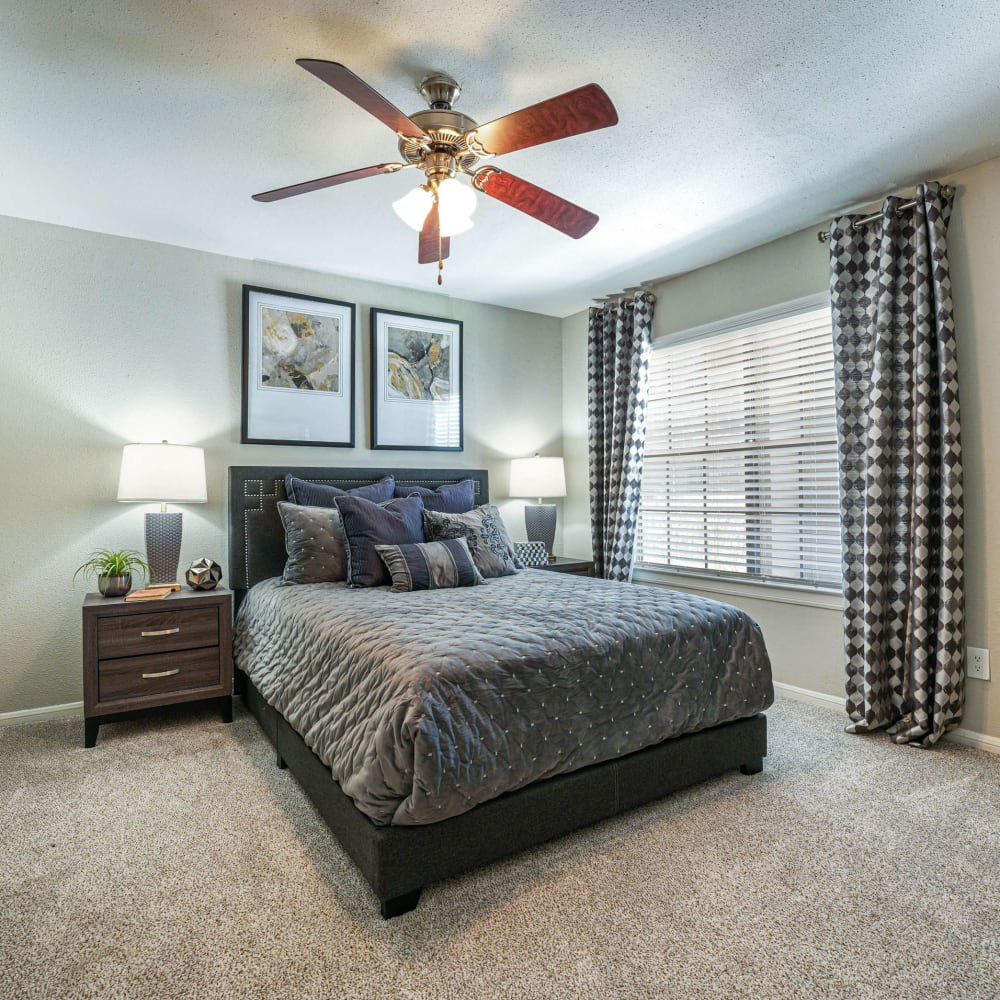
[636, 300, 841, 590]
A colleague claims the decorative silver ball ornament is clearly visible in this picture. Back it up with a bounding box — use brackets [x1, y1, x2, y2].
[185, 557, 222, 591]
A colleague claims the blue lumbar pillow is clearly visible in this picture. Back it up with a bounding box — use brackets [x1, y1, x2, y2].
[375, 536, 484, 592]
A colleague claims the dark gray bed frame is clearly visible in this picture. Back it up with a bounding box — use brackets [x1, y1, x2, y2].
[229, 465, 767, 919]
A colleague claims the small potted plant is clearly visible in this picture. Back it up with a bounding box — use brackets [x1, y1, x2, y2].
[74, 549, 151, 598]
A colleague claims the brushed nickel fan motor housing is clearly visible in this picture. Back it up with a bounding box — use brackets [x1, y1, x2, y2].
[398, 77, 482, 175]
[420, 73, 461, 109]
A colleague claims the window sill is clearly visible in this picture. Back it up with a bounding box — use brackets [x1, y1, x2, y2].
[632, 565, 843, 611]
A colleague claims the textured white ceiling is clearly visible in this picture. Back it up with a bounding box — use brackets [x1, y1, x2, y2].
[3, 1, 1000, 316]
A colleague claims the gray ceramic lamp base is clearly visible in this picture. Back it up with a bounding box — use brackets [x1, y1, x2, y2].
[524, 504, 557, 557]
[145, 511, 183, 586]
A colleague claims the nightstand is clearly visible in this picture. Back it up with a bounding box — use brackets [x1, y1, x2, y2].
[536, 556, 595, 577]
[82, 587, 233, 748]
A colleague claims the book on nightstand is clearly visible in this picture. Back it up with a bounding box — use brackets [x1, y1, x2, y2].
[123, 586, 174, 602]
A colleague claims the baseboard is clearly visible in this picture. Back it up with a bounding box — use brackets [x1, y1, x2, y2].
[772, 680, 999, 755]
[946, 727, 1000, 754]
[772, 680, 843, 710]
[0, 701, 83, 726]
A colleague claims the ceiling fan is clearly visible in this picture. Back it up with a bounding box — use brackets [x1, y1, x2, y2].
[252, 60, 619, 283]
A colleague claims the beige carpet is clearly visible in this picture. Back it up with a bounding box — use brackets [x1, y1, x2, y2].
[1, 697, 998, 1000]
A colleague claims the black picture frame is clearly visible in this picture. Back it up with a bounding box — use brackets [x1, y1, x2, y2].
[241, 285, 356, 448]
[370, 307, 464, 451]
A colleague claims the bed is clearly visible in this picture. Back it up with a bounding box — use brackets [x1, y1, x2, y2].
[229, 465, 772, 917]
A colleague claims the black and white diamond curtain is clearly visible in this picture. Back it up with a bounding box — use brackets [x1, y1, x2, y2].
[828, 182, 964, 746]
[587, 290, 654, 581]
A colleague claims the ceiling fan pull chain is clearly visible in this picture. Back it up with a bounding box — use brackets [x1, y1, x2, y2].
[436, 187, 444, 283]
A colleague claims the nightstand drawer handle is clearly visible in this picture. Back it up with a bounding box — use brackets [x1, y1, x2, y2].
[141, 668, 180, 679]
[141, 627, 180, 637]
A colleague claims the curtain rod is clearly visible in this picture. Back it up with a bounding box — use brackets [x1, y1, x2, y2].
[816, 185, 954, 243]
[591, 289, 657, 308]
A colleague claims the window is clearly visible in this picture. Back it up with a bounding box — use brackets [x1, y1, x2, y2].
[636, 295, 841, 590]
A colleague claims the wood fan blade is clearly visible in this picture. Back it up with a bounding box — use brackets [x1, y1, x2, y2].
[469, 84, 617, 156]
[296, 59, 427, 139]
[252, 163, 405, 202]
[417, 202, 450, 264]
[473, 168, 598, 238]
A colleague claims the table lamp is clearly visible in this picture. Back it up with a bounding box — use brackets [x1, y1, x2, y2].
[509, 454, 566, 558]
[117, 442, 207, 588]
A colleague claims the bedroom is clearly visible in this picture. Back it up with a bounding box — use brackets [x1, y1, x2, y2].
[1, 1, 998, 997]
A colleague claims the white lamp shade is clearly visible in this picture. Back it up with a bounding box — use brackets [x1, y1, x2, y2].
[117, 443, 207, 503]
[509, 456, 567, 499]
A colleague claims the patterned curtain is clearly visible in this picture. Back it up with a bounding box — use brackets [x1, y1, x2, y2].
[828, 181, 964, 746]
[587, 290, 654, 581]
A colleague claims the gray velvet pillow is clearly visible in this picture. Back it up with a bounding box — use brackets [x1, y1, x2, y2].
[277, 501, 348, 584]
[422, 504, 522, 578]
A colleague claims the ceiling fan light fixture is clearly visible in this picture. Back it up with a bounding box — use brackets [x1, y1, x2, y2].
[255, 61, 618, 274]
[393, 185, 435, 231]
[435, 178, 476, 236]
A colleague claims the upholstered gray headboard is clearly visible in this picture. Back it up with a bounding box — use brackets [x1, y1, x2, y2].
[228, 466, 490, 609]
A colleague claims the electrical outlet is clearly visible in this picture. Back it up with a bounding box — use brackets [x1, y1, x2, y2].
[967, 647, 990, 681]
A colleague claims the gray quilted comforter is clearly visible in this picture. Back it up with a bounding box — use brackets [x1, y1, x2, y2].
[234, 572, 773, 826]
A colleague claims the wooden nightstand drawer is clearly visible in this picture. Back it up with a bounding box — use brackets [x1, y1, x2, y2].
[98, 645, 222, 703]
[83, 588, 233, 747]
[97, 607, 219, 659]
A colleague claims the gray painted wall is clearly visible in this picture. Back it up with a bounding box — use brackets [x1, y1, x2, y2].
[563, 156, 1000, 740]
[0, 215, 562, 715]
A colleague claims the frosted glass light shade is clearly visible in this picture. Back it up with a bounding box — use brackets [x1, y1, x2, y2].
[509, 456, 567, 499]
[117, 443, 207, 503]
[392, 179, 476, 236]
[392, 186, 434, 231]
[436, 178, 476, 235]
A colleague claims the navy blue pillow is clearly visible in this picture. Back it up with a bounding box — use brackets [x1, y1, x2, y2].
[334, 495, 425, 587]
[284, 474, 395, 508]
[375, 537, 484, 592]
[394, 478, 476, 514]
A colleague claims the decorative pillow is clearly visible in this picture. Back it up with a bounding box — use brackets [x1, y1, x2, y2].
[514, 541, 549, 568]
[394, 479, 476, 514]
[422, 505, 522, 578]
[375, 536, 484, 593]
[277, 502, 348, 584]
[334, 494, 425, 587]
[284, 473, 395, 508]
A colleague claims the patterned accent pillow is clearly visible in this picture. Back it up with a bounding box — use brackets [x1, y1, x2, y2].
[394, 479, 476, 514]
[284, 474, 395, 508]
[375, 537, 484, 593]
[422, 505, 522, 578]
[277, 502, 348, 584]
[334, 494, 425, 588]
[514, 541, 549, 568]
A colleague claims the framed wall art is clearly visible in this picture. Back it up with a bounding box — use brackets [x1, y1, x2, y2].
[370, 308, 463, 451]
[241, 285, 355, 447]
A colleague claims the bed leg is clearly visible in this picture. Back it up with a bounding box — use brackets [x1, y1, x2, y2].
[740, 758, 764, 776]
[276, 748, 287, 770]
[380, 888, 422, 919]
